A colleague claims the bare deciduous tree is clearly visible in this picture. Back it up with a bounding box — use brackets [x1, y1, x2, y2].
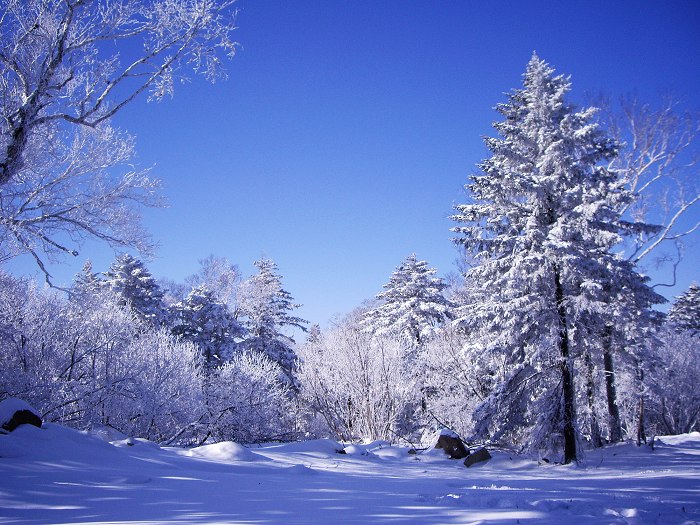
[609, 97, 700, 273]
[0, 0, 238, 282]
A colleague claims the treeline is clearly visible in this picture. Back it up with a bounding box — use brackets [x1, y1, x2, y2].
[0, 255, 305, 445]
[1, 251, 698, 458]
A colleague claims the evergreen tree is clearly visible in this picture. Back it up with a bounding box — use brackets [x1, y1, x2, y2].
[452, 54, 662, 463]
[237, 258, 307, 382]
[71, 260, 103, 299]
[363, 254, 452, 346]
[667, 283, 700, 335]
[104, 254, 167, 327]
[171, 285, 245, 366]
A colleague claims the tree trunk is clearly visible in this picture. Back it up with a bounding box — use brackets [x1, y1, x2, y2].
[636, 396, 646, 446]
[555, 269, 577, 464]
[603, 327, 623, 442]
[636, 361, 646, 447]
[585, 351, 603, 448]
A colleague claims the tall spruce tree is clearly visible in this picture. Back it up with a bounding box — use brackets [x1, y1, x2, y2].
[452, 54, 661, 463]
[237, 258, 307, 383]
[362, 254, 452, 346]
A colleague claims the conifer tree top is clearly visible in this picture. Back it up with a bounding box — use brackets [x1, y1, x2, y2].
[668, 283, 700, 335]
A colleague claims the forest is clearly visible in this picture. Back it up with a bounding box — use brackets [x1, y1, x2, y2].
[1, 0, 700, 469]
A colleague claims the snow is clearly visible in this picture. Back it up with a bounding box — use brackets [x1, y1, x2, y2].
[1, 424, 700, 524]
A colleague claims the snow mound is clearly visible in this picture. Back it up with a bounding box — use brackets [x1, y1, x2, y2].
[187, 441, 262, 463]
[374, 446, 407, 459]
[0, 422, 135, 466]
[657, 431, 700, 446]
[342, 444, 377, 457]
[286, 464, 317, 475]
[87, 424, 129, 442]
[111, 436, 161, 449]
[259, 438, 344, 455]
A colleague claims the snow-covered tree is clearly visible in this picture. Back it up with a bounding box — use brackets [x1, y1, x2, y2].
[185, 255, 241, 307]
[237, 258, 307, 382]
[667, 283, 700, 335]
[170, 285, 245, 366]
[104, 254, 167, 327]
[451, 54, 662, 463]
[71, 260, 103, 299]
[362, 254, 452, 347]
[0, 0, 238, 281]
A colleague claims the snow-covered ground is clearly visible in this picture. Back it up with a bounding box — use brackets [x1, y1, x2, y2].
[1, 423, 699, 524]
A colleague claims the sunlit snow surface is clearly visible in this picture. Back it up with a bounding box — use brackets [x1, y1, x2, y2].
[1, 424, 699, 524]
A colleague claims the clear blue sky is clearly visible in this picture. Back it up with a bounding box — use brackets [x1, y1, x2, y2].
[11, 0, 700, 327]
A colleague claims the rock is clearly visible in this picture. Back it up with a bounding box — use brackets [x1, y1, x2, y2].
[464, 447, 491, 467]
[434, 428, 469, 459]
[0, 398, 42, 432]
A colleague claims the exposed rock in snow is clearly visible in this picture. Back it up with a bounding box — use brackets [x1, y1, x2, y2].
[0, 398, 42, 432]
[464, 447, 492, 467]
[433, 428, 469, 459]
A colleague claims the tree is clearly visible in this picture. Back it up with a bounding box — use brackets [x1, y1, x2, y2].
[667, 283, 700, 335]
[0, 124, 161, 283]
[170, 285, 244, 366]
[104, 253, 167, 327]
[362, 254, 452, 347]
[0, 0, 238, 282]
[596, 98, 700, 443]
[185, 255, 241, 307]
[237, 258, 307, 382]
[451, 54, 661, 463]
[71, 260, 103, 299]
[604, 97, 700, 271]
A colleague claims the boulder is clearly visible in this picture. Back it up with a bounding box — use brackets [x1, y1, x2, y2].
[0, 398, 42, 432]
[464, 447, 491, 467]
[434, 428, 469, 459]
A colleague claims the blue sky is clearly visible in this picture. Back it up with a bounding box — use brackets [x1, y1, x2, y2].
[11, 0, 700, 327]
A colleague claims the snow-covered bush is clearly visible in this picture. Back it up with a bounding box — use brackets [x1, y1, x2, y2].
[645, 329, 700, 435]
[203, 352, 298, 444]
[418, 324, 487, 440]
[0, 271, 202, 443]
[112, 329, 203, 444]
[298, 312, 417, 442]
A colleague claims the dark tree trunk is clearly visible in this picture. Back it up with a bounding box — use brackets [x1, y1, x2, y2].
[585, 351, 603, 448]
[554, 269, 577, 464]
[636, 396, 646, 446]
[636, 362, 646, 446]
[603, 328, 623, 443]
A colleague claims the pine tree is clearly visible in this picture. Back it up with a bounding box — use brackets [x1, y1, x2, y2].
[363, 254, 452, 347]
[104, 254, 167, 327]
[171, 285, 244, 366]
[237, 258, 307, 382]
[452, 54, 662, 463]
[667, 283, 700, 335]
